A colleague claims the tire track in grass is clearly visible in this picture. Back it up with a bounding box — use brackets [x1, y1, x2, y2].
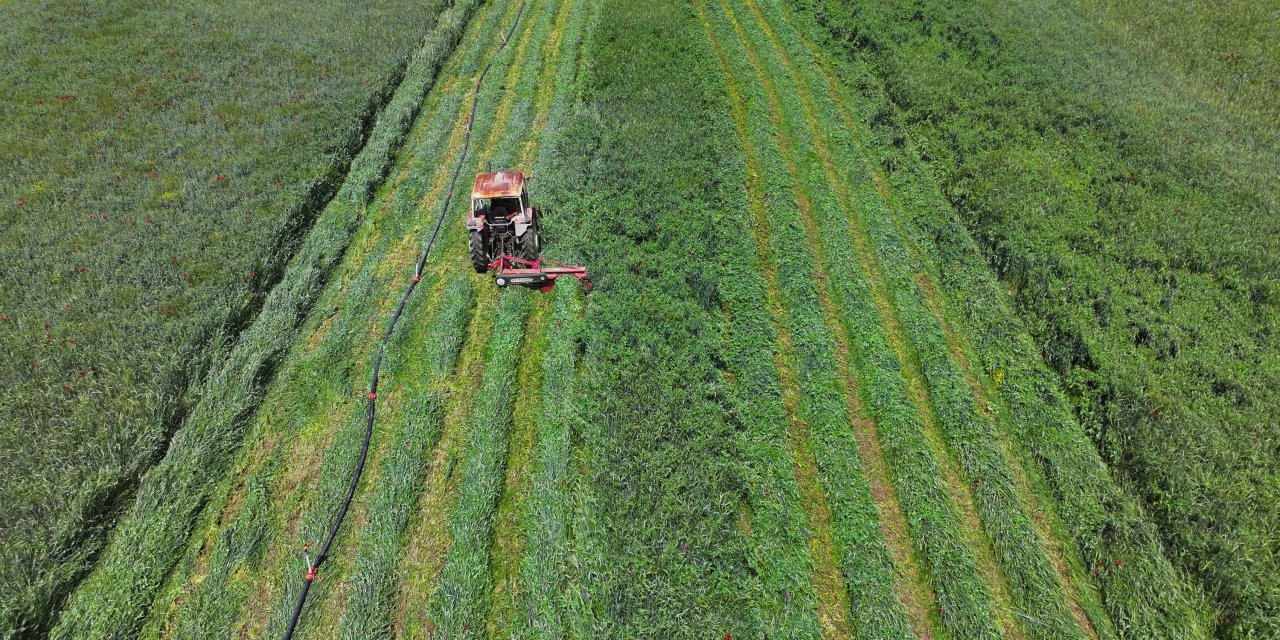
[700, 3, 920, 638]
[712, 1, 1012, 638]
[485, 294, 551, 637]
[296, 276, 470, 640]
[723, 0, 1020, 633]
[734, 3, 1095, 638]
[765, 9, 1127, 635]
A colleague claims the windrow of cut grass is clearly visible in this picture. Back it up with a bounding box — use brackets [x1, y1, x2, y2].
[423, 290, 531, 637]
[513, 279, 586, 639]
[697, 2, 917, 638]
[0, 1, 457, 631]
[482, 3, 593, 636]
[782, 0, 1215, 637]
[784, 0, 1277, 635]
[723, 2, 1094, 635]
[45, 2, 484, 637]
[148, 69, 475, 639]
[371, 0, 592, 634]
[260, 0, 555, 635]
[708, 2, 1022, 638]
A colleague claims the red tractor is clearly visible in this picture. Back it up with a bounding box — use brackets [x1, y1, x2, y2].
[466, 170, 588, 291]
[467, 170, 541, 271]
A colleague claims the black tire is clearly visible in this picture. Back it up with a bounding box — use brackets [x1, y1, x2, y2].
[469, 230, 488, 273]
[516, 211, 541, 262]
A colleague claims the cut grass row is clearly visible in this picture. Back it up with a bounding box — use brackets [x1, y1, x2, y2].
[424, 290, 532, 637]
[709, 1, 1018, 637]
[484, 1, 594, 635]
[47, 2, 482, 636]
[390, 2, 577, 636]
[266, 0, 556, 635]
[403, 0, 591, 628]
[697, 2, 917, 638]
[514, 281, 586, 639]
[125, 0, 532, 635]
[780, 0, 1214, 636]
[754, 11, 1115, 636]
[0, 1, 454, 627]
[334, 275, 474, 639]
[724, 2, 1090, 635]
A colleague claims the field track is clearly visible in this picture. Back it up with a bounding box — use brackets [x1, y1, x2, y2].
[46, 1, 1213, 638]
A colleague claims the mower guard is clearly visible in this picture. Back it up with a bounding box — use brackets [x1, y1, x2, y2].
[489, 254, 591, 292]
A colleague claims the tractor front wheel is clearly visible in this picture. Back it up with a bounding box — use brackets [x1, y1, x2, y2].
[469, 231, 489, 273]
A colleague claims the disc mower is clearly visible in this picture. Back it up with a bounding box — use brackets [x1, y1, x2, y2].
[466, 170, 589, 291]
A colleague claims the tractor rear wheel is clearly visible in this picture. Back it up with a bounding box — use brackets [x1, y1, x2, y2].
[469, 231, 488, 273]
[517, 213, 541, 262]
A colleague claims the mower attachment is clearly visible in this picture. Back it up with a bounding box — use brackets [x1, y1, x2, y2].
[489, 254, 591, 292]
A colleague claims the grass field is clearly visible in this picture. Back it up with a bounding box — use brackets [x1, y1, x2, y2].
[785, 0, 1279, 635]
[3, 0, 1272, 638]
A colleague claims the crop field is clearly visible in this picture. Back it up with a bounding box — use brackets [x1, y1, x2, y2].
[2, 0, 1273, 638]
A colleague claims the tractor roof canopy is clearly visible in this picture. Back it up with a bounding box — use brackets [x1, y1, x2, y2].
[472, 171, 524, 200]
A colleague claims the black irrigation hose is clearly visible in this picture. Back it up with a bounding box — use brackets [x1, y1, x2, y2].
[282, 2, 527, 637]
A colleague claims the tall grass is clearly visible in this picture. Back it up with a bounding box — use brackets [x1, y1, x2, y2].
[528, 1, 784, 635]
[0, 2, 455, 632]
[45, 3, 485, 636]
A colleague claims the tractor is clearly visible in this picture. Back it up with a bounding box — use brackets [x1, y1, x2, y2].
[466, 170, 588, 291]
[467, 170, 540, 271]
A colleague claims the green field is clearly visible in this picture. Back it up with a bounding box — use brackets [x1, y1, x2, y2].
[2, 0, 1274, 638]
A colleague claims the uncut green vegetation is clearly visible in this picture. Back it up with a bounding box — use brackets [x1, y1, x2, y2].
[787, 0, 1278, 636]
[0, 0, 457, 634]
